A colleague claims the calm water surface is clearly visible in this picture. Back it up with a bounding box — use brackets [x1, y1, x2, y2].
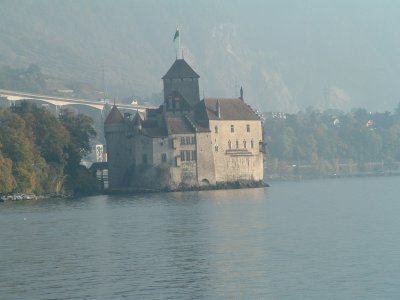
[1, 177, 400, 299]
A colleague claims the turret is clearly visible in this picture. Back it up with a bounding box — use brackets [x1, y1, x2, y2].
[104, 104, 125, 189]
[104, 104, 124, 134]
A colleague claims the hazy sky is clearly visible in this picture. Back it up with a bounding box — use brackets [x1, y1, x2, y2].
[1, 0, 400, 112]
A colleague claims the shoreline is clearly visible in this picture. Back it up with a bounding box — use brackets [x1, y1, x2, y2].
[0, 193, 71, 203]
[266, 170, 400, 183]
[106, 180, 269, 195]
[0, 181, 269, 202]
[4, 172, 400, 202]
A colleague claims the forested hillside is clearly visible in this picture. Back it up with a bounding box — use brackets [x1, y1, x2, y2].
[0, 102, 97, 195]
[264, 105, 400, 178]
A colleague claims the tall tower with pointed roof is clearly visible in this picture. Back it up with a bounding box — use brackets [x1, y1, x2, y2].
[104, 104, 127, 188]
[162, 59, 200, 112]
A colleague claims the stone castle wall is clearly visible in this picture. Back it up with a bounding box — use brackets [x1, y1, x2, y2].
[209, 119, 264, 183]
[104, 123, 127, 189]
[196, 132, 216, 185]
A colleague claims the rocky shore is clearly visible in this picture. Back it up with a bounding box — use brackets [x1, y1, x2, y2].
[107, 180, 269, 194]
[1, 181, 269, 202]
[0, 193, 71, 202]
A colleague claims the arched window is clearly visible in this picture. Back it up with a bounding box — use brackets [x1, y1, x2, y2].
[228, 140, 232, 149]
[231, 125, 234, 133]
[236, 140, 239, 149]
[243, 140, 247, 148]
[251, 139, 254, 149]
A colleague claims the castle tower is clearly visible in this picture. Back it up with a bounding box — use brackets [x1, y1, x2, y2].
[104, 104, 126, 189]
[162, 59, 200, 112]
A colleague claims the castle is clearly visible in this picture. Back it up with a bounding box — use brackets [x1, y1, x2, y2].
[104, 58, 265, 191]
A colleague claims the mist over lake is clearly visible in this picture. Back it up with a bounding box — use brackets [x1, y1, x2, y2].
[1, 177, 400, 299]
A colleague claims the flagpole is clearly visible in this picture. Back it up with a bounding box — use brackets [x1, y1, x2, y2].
[173, 26, 180, 59]
[176, 26, 179, 59]
[178, 28, 181, 59]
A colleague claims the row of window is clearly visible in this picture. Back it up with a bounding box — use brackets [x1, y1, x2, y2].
[143, 152, 196, 164]
[145, 139, 257, 162]
[214, 140, 255, 152]
[181, 136, 196, 145]
[214, 124, 251, 133]
[228, 139, 254, 149]
[180, 150, 196, 161]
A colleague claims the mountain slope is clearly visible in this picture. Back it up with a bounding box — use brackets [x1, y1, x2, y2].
[1, 0, 400, 112]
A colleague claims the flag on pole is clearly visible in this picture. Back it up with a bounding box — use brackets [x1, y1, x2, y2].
[173, 27, 179, 42]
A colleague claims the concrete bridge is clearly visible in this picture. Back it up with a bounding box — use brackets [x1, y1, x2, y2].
[0, 88, 153, 115]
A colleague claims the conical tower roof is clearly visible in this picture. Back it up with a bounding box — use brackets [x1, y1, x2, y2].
[105, 105, 124, 124]
[162, 59, 200, 79]
[132, 111, 143, 126]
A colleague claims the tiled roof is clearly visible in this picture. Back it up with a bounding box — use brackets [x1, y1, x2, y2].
[185, 112, 210, 133]
[202, 98, 260, 121]
[141, 119, 168, 137]
[132, 112, 143, 126]
[105, 105, 124, 124]
[162, 59, 200, 79]
[166, 116, 195, 134]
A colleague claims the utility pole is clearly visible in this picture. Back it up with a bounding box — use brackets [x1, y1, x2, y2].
[102, 64, 107, 102]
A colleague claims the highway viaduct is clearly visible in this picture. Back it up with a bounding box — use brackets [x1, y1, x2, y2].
[0, 88, 153, 117]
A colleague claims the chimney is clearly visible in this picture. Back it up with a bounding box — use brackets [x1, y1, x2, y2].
[216, 99, 221, 118]
[133, 112, 142, 133]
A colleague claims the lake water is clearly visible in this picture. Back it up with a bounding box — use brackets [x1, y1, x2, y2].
[1, 177, 400, 299]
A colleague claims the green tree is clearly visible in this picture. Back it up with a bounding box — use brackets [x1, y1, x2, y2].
[0, 152, 15, 193]
[59, 108, 97, 193]
[0, 107, 39, 192]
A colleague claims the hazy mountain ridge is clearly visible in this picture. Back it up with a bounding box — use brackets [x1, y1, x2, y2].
[1, 1, 400, 112]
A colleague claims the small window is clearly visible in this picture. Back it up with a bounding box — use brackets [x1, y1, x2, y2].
[186, 136, 191, 144]
[181, 151, 186, 161]
[236, 140, 239, 149]
[231, 125, 234, 133]
[191, 150, 197, 161]
[215, 126, 218, 133]
[243, 140, 247, 148]
[186, 150, 191, 161]
[215, 145, 219, 152]
[247, 124, 250, 132]
[180, 150, 185, 161]
[181, 137, 186, 145]
[251, 139, 254, 149]
[228, 140, 232, 149]
[161, 153, 167, 163]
